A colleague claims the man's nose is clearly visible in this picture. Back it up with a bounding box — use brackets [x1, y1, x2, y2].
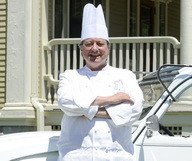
[91, 43, 99, 52]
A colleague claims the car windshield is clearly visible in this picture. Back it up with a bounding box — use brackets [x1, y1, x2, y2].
[138, 66, 182, 120]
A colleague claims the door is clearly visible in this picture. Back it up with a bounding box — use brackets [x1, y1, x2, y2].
[140, 0, 155, 36]
[134, 78, 192, 161]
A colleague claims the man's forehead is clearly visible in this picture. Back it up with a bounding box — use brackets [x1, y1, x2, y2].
[84, 38, 106, 42]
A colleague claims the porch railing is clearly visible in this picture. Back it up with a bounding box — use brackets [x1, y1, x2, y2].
[43, 36, 181, 104]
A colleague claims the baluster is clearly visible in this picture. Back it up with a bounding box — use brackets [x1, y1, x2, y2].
[73, 44, 77, 69]
[67, 44, 70, 69]
[107, 44, 111, 65]
[60, 45, 64, 73]
[132, 43, 136, 72]
[153, 43, 157, 71]
[79, 50, 84, 68]
[174, 48, 178, 64]
[47, 82, 52, 104]
[146, 43, 150, 72]
[119, 43, 123, 68]
[112, 43, 116, 67]
[47, 50, 52, 75]
[54, 45, 59, 80]
[53, 85, 58, 104]
[159, 43, 164, 66]
[125, 43, 130, 69]
[139, 43, 144, 79]
[166, 43, 171, 64]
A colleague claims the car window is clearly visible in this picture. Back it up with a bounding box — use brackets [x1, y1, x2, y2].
[159, 83, 192, 136]
[138, 67, 180, 120]
[139, 78, 172, 120]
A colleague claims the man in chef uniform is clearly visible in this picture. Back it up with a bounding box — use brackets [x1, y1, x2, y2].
[57, 3, 144, 161]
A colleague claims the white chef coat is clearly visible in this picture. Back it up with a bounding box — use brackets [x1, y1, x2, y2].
[57, 64, 144, 161]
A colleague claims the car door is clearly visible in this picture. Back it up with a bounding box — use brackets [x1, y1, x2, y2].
[136, 131, 192, 161]
[134, 76, 192, 161]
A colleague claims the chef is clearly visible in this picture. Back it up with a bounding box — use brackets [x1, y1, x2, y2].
[57, 3, 144, 161]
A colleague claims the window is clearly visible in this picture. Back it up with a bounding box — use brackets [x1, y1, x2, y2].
[140, 0, 155, 36]
[49, 0, 167, 39]
[130, 0, 137, 36]
[49, 0, 106, 39]
[109, 0, 127, 37]
[159, 2, 166, 36]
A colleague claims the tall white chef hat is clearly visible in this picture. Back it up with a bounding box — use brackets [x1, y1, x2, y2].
[81, 3, 109, 42]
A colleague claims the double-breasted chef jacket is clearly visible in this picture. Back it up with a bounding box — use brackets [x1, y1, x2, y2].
[57, 64, 144, 161]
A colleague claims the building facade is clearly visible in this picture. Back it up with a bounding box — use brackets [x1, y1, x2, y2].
[0, 0, 192, 134]
[0, 0, 6, 109]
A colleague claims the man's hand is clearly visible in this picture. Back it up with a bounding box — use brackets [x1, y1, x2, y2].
[91, 92, 134, 107]
[95, 108, 111, 119]
[110, 92, 134, 105]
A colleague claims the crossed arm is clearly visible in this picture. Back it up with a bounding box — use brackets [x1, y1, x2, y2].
[92, 92, 134, 119]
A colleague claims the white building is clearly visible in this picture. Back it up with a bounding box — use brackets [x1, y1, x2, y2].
[0, 0, 192, 134]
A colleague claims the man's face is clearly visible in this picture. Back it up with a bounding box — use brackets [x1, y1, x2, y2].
[80, 38, 109, 71]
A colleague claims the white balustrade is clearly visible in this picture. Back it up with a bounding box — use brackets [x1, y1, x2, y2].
[43, 36, 180, 104]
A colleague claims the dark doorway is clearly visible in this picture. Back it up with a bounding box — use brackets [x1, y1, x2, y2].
[140, 0, 155, 36]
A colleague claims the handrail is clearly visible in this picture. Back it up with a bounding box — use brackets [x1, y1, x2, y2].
[44, 75, 59, 86]
[44, 36, 181, 50]
[31, 97, 45, 131]
[44, 38, 80, 51]
[110, 36, 180, 48]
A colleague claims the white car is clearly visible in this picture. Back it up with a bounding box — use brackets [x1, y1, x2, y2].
[0, 64, 192, 161]
[133, 64, 192, 161]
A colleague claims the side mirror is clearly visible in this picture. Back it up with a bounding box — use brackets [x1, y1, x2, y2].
[146, 115, 159, 137]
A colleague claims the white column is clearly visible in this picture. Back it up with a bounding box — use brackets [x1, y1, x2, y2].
[41, 0, 49, 99]
[180, 0, 192, 102]
[31, 0, 41, 98]
[2, 0, 35, 121]
[6, 0, 32, 103]
[180, 0, 192, 64]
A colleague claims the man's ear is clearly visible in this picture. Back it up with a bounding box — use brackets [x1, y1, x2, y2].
[78, 44, 83, 52]
[80, 51, 84, 59]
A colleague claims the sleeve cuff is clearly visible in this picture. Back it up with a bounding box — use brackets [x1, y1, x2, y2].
[84, 105, 99, 120]
[106, 103, 132, 126]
